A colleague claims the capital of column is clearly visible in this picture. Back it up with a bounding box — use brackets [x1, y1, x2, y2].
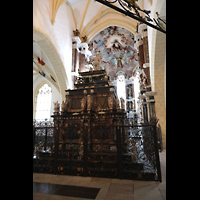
[72, 36, 81, 50]
[134, 33, 143, 49]
[78, 43, 92, 61]
[138, 24, 148, 38]
[79, 43, 88, 54]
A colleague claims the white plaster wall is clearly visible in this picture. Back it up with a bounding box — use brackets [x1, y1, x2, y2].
[33, 0, 74, 86]
[144, 0, 166, 149]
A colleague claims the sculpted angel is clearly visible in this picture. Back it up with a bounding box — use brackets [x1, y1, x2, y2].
[54, 101, 60, 112]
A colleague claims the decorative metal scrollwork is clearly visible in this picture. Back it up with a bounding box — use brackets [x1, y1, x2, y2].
[95, 0, 166, 34]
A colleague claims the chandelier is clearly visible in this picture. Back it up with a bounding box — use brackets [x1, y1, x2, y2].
[95, 0, 166, 34]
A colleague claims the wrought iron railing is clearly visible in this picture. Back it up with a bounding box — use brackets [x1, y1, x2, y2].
[33, 119, 162, 182]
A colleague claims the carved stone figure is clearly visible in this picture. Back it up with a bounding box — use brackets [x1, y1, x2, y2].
[61, 101, 65, 112]
[54, 101, 60, 112]
[90, 51, 105, 70]
[143, 77, 147, 87]
[82, 35, 87, 43]
[73, 29, 80, 37]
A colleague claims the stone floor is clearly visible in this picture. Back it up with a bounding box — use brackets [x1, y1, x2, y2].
[33, 150, 166, 200]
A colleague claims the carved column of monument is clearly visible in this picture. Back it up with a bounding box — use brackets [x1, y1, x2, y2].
[72, 36, 81, 88]
[138, 24, 151, 85]
[79, 43, 90, 72]
[72, 37, 81, 73]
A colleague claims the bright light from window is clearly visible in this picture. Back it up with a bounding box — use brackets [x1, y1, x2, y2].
[117, 74, 126, 109]
[35, 84, 52, 121]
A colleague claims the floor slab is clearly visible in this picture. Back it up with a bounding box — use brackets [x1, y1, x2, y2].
[33, 150, 166, 200]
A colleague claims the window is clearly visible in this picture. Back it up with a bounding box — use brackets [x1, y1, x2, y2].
[35, 84, 52, 121]
[117, 73, 126, 109]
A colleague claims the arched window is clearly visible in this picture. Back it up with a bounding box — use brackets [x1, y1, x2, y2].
[116, 72, 126, 109]
[35, 84, 52, 121]
[117, 74, 126, 100]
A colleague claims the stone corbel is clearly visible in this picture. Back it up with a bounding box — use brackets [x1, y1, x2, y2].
[51, 0, 66, 25]
[143, 63, 149, 68]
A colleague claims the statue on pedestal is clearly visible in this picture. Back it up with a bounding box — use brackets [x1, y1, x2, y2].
[90, 51, 104, 70]
[54, 101, 60, 113]
[61, 101, 65, 112]
[73, 29, 80, 37]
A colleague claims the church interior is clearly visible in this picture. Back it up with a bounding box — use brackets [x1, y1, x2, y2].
[33, 0, 166, 199]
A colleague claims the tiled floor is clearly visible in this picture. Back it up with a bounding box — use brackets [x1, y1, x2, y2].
[33, 150, 166, 200]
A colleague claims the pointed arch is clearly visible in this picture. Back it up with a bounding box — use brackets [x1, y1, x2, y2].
[33, 27, 69, 100]
[86, 13, 137, 42]
[51, 0, 67, 25]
